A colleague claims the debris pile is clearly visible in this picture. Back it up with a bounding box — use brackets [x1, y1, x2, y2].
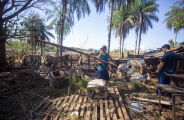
[117, 59, 151, 82]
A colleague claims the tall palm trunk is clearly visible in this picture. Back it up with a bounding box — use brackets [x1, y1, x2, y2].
[121, 36, 125, 58]
[60, 0, 67, 57]
[119, 37, 122, 58]
[137, 14, 143, 55]
[107, 0, 114, 55]
[134, 29, 139, 55]
[174, 30, 177, 47]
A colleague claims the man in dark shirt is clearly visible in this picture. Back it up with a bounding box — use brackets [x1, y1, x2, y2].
[156, 44, 179, 96]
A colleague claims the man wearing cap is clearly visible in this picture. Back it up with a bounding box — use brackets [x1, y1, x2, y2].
[97, 45, 114, 82]
[156, 44, 179, 96]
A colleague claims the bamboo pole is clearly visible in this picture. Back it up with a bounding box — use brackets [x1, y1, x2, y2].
[36, 39, 117, 68]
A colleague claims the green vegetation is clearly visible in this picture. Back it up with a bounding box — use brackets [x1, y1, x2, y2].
[72, 76, 89, 92]
[165, 0, 184, 46]
[168, 39, 178, 47]
[6, 41, 31, 60]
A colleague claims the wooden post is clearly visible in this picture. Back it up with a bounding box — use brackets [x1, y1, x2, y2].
[81, 55, 83, 68]
[70, 56, 73, 67]
[158, 88, 162, 115]
[88, 57, 90, 73]
[68, 68, 73, 96]
[172, 94, 175, 120]
[68, 56, 73, 96]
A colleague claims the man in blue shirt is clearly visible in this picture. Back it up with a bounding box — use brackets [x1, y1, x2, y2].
[97, 45, 114, 82]
[156, 44, 179, 96]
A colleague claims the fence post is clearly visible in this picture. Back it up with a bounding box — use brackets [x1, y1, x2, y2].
[68, 68, 73, 96]
[88, 57, 90, 75]
[68, 56, 73, 96]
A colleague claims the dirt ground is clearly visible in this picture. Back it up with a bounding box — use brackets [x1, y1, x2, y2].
[114, 80, 184, 120]
[0, 68, 184, 120]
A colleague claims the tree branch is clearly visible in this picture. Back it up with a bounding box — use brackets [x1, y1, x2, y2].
[3, 0, 15, 15]
[3, 0, 33, 22]
[1, 0, 10, 10]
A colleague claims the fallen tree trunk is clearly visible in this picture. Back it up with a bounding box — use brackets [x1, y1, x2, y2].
[36, 39, 117, 68]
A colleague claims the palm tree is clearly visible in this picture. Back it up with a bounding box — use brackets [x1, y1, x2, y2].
[112, 7, 134, 58]
[131, 0, 159, 55]
[56, 0, 90, 57]
[92, 0, 123, 55]
[47, 4, 74, 56]
[165, 2, 184, 47]
[21, 15, 55, 55]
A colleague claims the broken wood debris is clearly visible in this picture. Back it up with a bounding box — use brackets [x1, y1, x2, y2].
[32, 87, 130, 120]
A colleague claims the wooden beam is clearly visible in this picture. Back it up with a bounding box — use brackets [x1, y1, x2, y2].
[36, 39, 117, 68]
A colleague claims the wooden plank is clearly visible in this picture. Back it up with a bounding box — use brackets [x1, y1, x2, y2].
[54, 96, 70, 120]
[105, 100, 111, 120]
[39, 102, 51, 112]
[92, 101, 97, 120]
[57, 96, 70, 110]
[64, 95, 75, 112]
[75, 96, 83, 111]
[132, 96, 171, 106]
[85, 99, 92, 120]
[80, 96, 87, 117]
[111, 88, 124, 120]
[43, 109, 53, 120]
[43, 98, 60, 120]
[56, 97, 64, 107]
[109, 97, 118, 120]
[34, 96, 50, 112]
[114, 87, 130, 120]
[100, 100, 104, 120]
[156, 84, 184, 94]
[69, 95, 79, 112]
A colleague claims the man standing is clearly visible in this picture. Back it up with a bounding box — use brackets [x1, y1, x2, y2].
[156, 44, 179, 96]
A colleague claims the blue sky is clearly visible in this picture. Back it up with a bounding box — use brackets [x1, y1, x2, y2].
[59, 0, 184, 51]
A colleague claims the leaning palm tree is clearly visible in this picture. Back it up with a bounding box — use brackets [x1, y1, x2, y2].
[131, 0, 159, 55]
[112, 7, 134, 58]
[57, 0, 90, 57]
